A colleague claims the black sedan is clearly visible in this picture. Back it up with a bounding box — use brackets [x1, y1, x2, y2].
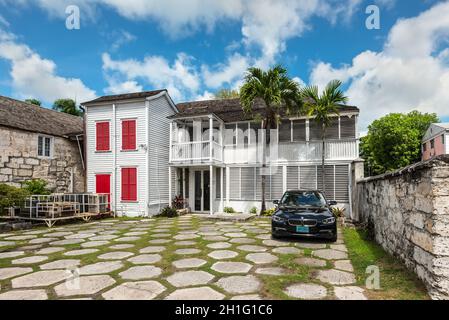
[271, 190, 338, 242]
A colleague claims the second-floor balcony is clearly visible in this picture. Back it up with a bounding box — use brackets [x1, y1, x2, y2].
[169, 114, 359, 165]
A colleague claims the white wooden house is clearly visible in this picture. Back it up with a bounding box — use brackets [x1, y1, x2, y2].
[168, 98, 360, 216]
[83, 91, 360, 217]
[82, 90, 177, 216]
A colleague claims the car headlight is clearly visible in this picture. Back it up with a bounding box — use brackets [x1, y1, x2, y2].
[322, 217, 336, 225]
[272, 215, 286, 223]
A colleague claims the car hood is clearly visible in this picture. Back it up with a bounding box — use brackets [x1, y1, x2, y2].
[275, 207, 333, 220]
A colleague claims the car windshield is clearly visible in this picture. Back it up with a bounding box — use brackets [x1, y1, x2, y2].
[280, 191, 327, 207]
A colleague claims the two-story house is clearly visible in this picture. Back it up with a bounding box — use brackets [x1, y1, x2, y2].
[82, 91, 360, 217]
[422, 123, 449, 161]
[168, 98, 360, 215]
[82, 90, 177, 216]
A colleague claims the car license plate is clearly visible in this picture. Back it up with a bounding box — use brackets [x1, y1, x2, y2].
[296, 226, 309, 233]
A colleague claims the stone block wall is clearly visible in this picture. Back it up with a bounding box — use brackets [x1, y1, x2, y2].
[355, 155, 449, 299]
[0, 126, 84, 193]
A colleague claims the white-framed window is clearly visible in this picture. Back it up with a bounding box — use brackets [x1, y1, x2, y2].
[38, 135, 52, 158]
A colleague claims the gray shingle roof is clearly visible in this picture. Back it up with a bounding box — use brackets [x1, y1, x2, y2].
[81, 90, 167, 105]
[171, 98, 359, 122]
[0, 95, 83, 137]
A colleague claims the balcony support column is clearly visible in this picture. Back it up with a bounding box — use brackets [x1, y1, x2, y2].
[209, 116, 213, 162]
[169, 122, 173, 162]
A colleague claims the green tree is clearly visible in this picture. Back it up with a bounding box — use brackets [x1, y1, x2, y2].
[240, 65, 303, 214]
[53, 99, 83, 116]
[0, 184, 29, 214]
[361, 111, 439, 175]
[301, 80, 348, 193]
[214, 88, 240, 99]
[25, 98, 41, 106]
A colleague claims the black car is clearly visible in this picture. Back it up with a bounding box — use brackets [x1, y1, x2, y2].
[271, 190, 338, 242]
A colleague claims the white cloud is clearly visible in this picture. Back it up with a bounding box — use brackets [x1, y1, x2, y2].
[104, 77, 142, 95]
[102, 52, 200, 101]
[194, 90, 215, 101]
[201, 53, 249, 89]
[0, 14, 9, 27]
[0, 29, 96, 104]
[4, 0, 361, 66]
[310, 1, 449, 131]
[110, 30, 136, 51]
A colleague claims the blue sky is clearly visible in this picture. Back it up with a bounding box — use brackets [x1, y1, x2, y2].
[0, 0, 448, 130]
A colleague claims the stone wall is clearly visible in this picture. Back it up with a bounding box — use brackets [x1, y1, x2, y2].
[355, 155, 449, 299]
[0, 125, 84, 193]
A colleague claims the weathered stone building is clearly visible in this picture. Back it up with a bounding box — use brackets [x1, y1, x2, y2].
[355, 155, 449, 299]
[0, 96, 85, 193]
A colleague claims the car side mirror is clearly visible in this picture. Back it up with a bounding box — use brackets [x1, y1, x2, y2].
[328, 200, 337, 206]
[273, 200, 279, 205]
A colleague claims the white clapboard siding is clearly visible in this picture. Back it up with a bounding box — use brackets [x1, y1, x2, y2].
[148, 95, 175, 213]
[86, 104, 114, 198]
[229, 167, 240, 200]
[270, 166, 284, 201]
[115, 102, 147, 215]
[241, 167, 255, 200]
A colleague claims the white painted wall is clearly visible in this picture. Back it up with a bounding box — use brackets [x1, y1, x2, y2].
[86, 94, 175, 217]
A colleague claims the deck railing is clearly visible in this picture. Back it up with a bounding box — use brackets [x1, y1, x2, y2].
[170, 139, 358, 163]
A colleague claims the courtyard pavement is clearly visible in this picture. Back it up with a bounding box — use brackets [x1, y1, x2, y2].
[0, 215, 367, 300]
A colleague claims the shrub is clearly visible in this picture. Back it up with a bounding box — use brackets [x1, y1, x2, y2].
[223, 206, 235, 214]
[249, 206, 257, 214]
[0, 184, 30, 214]
[331, 206, 346, 218]
[262, 208, 276, 216]
[158, 206, 178, 218]
[22, 179, 51, 195]
[171, 195, 185, 210]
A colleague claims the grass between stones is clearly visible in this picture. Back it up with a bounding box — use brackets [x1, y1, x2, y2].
[343, 227, 429, 300]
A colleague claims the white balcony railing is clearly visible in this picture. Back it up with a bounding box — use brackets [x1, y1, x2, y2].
[170, 139, 358, 163]
[170, 141, 224, 162]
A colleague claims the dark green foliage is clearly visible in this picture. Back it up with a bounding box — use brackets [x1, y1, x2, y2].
[22, 179, 51, 195]
[0, 184, 30, 214]
[53, 99, 83, 116]
[158, 206, 178, 218]
[25, 98, 41, 106]
[361, 111, 439, 175]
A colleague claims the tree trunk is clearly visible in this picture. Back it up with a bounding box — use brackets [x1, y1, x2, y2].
[321, 122, 326, 194]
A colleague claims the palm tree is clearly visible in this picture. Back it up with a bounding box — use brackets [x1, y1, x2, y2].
[240, 65, 303, 214]
[301, 80, 348, 195]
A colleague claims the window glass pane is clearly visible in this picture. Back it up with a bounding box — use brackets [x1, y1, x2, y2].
[44, 137, 51, 157]
[278, 120, 291, 142]
[38, 136, 43, 156]
[309, 120, 321, 141]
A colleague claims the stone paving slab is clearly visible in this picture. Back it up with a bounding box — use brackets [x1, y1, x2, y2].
[334, 286, 367, 300]
[312, 249, 348, 260]
[119, 266, 162, 280]
[172, 258, 207, 269]
[54, 275, 115, 297]
[211, 262, 252, 274]
[12, 270, 70, 288]
[284, 283, 328, 300]
[165, 286, 225, 300]
[40, 259, 80, 270]
[166, 271, 215, 287]
[102, 281, 166, 300]
[79, 261, 124, 275]
[0, 267, 33, 280]
[216, 275, 261, 294]
[0, 289, 48, 300]
[314, 269, 356, 285]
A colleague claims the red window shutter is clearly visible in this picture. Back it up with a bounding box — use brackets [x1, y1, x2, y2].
[121, 168, 137, 201]
[96, 122, 110, 151]
[122, 120, 136, 150]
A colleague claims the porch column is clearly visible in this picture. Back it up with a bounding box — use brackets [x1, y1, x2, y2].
[226, 167, 230, 205]
[169, 122, 173, 162]
[168, 166, 172, 206]
[220, 167, 224, 212]
[182, 168, 186, 207]
[210, 165, 213, 215]
[209, 116, 213, 162]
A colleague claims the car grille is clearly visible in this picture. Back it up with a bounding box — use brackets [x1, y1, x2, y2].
[288, 219, 317, 227]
